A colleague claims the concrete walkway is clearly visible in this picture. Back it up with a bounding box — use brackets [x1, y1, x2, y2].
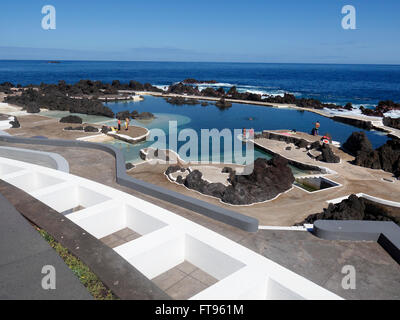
[0, 193, 93, 300]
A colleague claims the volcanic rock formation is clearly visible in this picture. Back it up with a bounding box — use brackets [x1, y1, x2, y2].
[296, 194, 400, 226]
[343, 131, 400, 177]
[60, 115, 83, 124]
[166, 156, 295, 205]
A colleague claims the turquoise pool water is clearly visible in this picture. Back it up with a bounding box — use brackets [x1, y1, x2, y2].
[104, 96, 388, 164]
[42, 95, 389, 171]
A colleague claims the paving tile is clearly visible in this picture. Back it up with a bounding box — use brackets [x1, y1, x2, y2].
[124, 232, 141, 242]
[152, 268, 187, 291]
[100, 234, 120, 247]
[176, 261, 197, 275]
[190, 268, 218, 286]
[114, 228, 135, 239]
[109, 238, 128, 248]
[166, 275, 208, 300]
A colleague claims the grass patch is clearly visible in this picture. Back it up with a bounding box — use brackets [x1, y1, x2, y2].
[36, 227, 118, 300]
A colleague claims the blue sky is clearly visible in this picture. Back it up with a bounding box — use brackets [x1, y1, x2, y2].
[0, 0, 399, 64]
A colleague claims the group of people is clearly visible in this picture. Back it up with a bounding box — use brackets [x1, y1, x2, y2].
[117, 118, 130, 131]
[109, 118, 130, 133]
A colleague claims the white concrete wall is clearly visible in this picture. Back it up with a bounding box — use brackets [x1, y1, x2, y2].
[0, 157, 343, 300]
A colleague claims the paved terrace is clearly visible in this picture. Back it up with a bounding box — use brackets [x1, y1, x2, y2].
[129, 142, 400, 227]
[0, 193, 93, 300]
[0, 140, 399, 299]
[5, 114, 148, 142]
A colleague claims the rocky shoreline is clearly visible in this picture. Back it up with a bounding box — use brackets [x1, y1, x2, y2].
[161, 79, 400, 116]
[2, 79, 399, 119]
[0, 80, 163, 119]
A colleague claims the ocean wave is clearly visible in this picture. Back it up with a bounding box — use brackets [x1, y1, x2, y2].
[154, 84, 169, 91]
[383, 110, 400, 118]
[196, 84, 298, 97]
[159, 81, 301, 97]
[323, 105, 400, 119]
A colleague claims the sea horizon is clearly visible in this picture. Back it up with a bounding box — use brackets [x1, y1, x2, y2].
[1, 59, 400, 66]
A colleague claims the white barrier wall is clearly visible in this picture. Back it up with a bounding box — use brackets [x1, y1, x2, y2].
[0, 157, 342, 300]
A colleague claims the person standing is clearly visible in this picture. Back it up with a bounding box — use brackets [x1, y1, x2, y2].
[125, 117, 130, 131]
[313, 121, 320, 136]
[118, 119, 121, 131]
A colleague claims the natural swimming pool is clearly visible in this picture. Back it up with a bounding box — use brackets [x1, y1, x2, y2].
[104, 95, 388, 159]
[42, 95, 389, 169]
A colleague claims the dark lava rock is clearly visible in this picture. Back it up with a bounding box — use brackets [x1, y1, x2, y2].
[166, 156, 294, 205]
[182, 78, 217, 84]
[84, 126, 98, 133]
[201, 87, 223, 98]
[60, 115, 83, 124]
[134, 112, 155, 120]
[184, 170, 209, 193]
[222, 156, 294, 205]
[295, 139, 309, 149]
[316, 144, 340, 163]
[130, 110, 139, 118]
[125, 163, 135, 170]
[167, 83, 200, 95]
[296, 194, 400, 226]
[342, 131, 373, 156]
[221, 167, 234, 174]
[165, 96, 200, 106]
[70, 100, 114, 118]
[310, 140, 321, 150]
[377, 138, 400, 175]
[0, 82, 14, 94]
[355, 149, 382, 169]
[25, 102, 41, 113]
[176, 176, 184, 184]
[215, 98, 232, 109]
[101, 125, 110, 134]
[64, 126, 84, 131]
[360, 100, 400, 117]
[116, 110, 131, 120]
[285, 146, 292, 151]
[296, 194, 365, 225]
[343, 132, 400, 177]
[165, 165, 185, 176]
[184, 170, 227, 198]
[205, 182, 227, 198]
[9, 117, 20, 128]
[344, 102, 353, 110]
[383, 117, 400, 130]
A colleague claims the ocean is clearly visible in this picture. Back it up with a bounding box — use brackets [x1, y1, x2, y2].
[1, 60, 400, 109]
[1, 60, 397, 163]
